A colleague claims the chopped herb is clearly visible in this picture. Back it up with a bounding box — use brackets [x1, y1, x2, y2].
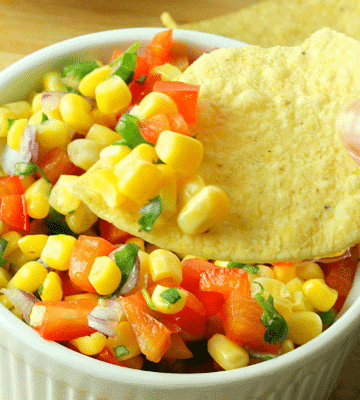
[141, 288, 156, 310]
[0, 238, 8, 267]
[135, 74, 147, 84]
[115, 113, 151, 149]
[7, 118, 17, 130]
[38, 283, 44, 296]
[318, 309, 336, 326]
[63, 84, 81, 95]
[160, 287, 181, 306]
[113, 243, 140, 292]
[227, 262, 260, 274]
[112, 138, 130, 147]
[109, 41, 141, 67]
[61, 61, 99, 80]
[138, 196, 162, 232]
[14, 162, 51, 183]
[156, 159, 165, 164]
[113, 52, 137, 85]
[254, 282, 289, 344]
[248, 350, 277, 361]
[45, 207, 77, 237]
[113, 345, 129, 358]
[41, 112, 49, 123]
[68, 210, 75, 215]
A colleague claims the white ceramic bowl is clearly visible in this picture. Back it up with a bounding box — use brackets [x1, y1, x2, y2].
[0, 28, 360, 400]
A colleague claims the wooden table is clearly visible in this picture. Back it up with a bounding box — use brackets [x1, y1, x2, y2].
[0, 0, 359, 399]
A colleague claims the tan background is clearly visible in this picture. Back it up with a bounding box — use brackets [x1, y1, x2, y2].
[0, 0, 359, 398]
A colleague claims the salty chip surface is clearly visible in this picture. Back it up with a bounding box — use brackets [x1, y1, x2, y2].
[72, 29, 360, 263]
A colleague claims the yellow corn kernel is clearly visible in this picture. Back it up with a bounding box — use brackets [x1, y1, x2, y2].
[0, 267, 11, 288]
[65, 202, 98, 234]
[31, 93, 43, 113]
[88, 256, 122, 296]
[24, 177, 52, 219]
[99, 144, 132, 167]
[0, 107, 16, 137]
[6, 248, 31, 269]
[10, 307, 23, 319]
[117, 160, 163, 204]
[90, 107, 117, 128]
[156, 130, 203, 176]
[48, 175, 82, 215]
[70, 332, 107, 356]
[42, 71, 66, 92]
[296, 262, 325, 280]
[25, 176, 52, 198]
[248, 265, 274, 282]
[41, 235, 77, 271]
[213, 260, 229, 268]
[18, 234, 49, 261]
[163, 333, 193, 359]
[151, 63, 182, 81]
[7, 261, 48, 292]
[86, 123, 121, 148]
[177, 185, 229, 235]
[151, 284, 187, 314]
[4, 101, 32, 119]
[292, 290, 314, 312]
[302, 279, 338, 312]
[28, 110, 44, 125]
[114, 143, 158, 174]
[36, 119, 70, 148]
[149, 249, 182, 283]
[79, 65, 112, 98]
[177, 174, 205, 209]
[134, 92, 178, 119]
[126, 237, 145, 252]
[95, 75, 132, 115]
[273, 265, 297, 284]
[59, 93, 94, 133]
[273, 297, 293, 323]
[280, 339, 295, 355]
[286, 277, 304, 294]
[67, 138, 101, 170]
[288, 311, 322, 345]
[7, 118, 28, 151]
[208, 333, 249, 370]
[39, 271, 63, 301]
[87, 168, 125, 208]
[64, 293, 98, 302]
[107, 321, 141, 360]
[2, 231, 23, 257]
[251, 277, 292, 300]
[0, 221, 4, 236]
[0, 294, 13, 309]
[154, 164, 177, 221]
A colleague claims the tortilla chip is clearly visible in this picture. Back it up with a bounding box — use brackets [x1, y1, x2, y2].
[162, 0, 360, 47]
[71, 29, 360, 263]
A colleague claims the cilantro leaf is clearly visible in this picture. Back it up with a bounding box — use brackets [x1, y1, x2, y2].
[113, 52, 137, 84]
[254, 282, 289, 344]
[318, 309, 336, 326]
[61, 61, 99, 80]
[160, 287, 181, 306]
[109, 41, 141, 67]
[0, 238, 8, 267]
[141, 288, 156, 310]
[227, 262, 259, 274]
[113, 243, 140, 292]
[45, 207, 77, 237]
[138, 196, 162, 232]
[115, 113, 150, 149]
[41, 113, 49, 123]
[14, 162, 51, 183]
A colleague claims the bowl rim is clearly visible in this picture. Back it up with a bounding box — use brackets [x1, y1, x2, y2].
[1, 27, 360, 389]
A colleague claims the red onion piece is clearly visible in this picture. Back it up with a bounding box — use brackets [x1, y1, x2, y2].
[87, 297, 123, 337]
[41, 91, 66, 111]
[0, 288, 38, 324]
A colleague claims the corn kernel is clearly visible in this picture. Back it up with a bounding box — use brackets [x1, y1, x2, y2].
[125, 237, 145, 252]
[64, 293, 98, 302]
[2, 231, 22, 257]
[18, 234, 49, 260]
[99, 144, 132, 167]
[273, 297, 293, 323]
[292, 290, 314, 312]
[248, 265, 274, 282]
[251, 277, 292, 300]
[25, 177, 52, 199]
[148, 249, 182, 283]
[154, 164, 177, 221]
[280, 339, 295, 355]
[177, 174, 205, 209]
[7, 118, 28, 151]
[135, 92, 178, 119]
[151, 63, 182, 81]
[86, 123, 121, 148]
[39, 271, 63, 301]
[213, 260, 229, 268]
[114, 143, 158, 174]
[48, 175, 82, 215]
[67, 139, 101, 170]
[42, 71, 66, 92]
[36, 119, 70, 148]
[273, 265, 297, 284]
[24, 177, 52, 219]
[79, 65, 112, 98]
[6, 248, 31, 269]
[0, 267, 11, 288]
[296, 262, 325, 280]
[208, 333, 249, 370]
[41, 235, 77, 271]
[156, 130, 203, 176]
[28, 110, 44, 125]
[87, 168, 125, 208]
[177, 185, 229, 235]
[65, 202, 98, 234]
[95, 75, 132, 115]
[286, 277, 304, 294]
[0, 107, 16, 137]
[7, 261, 48, 292]
[107, 321, 141, 360]
[88, 256, 122, 296]
[117, 160, 163, 204]
[302, 279, 338, 312]
[59, 93, 94, 133]
[90, 107, 117, 128]
[31, 93, 43, 113]
[288, 311, 322, 345]
[0, 294, 13, 309]
[151, 284, 187, 314]
[4, 101, 32, 119]
[71, 332, 107, 356]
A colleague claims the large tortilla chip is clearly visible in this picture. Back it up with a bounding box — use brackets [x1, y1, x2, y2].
[71, 29, 360, 263]
[162, 0, 360, 47]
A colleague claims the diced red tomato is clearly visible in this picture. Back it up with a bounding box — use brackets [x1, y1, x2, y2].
[145, 29, 173, 67]
[193, 290, 225, 316]
[31, 297, 98, 341]
[129, 73, 162, 105]
[36, 147, 84, 185]
[0, 194, 29, 232]
[222, 291, 280, 355]
[98, 219, 131, 244]
[165, 112, 190, 136]
[68, 235, 118, 292]
[139, 113, 170, 144]
[120, 296, 171, 363]
[60, 272, 85, 298]
[0, 176, 25, 196]
[109, 50, 149, 82]
[180, 258, 219, 292]
[153, 81, 200, 125]
[199, 268, 250, 298]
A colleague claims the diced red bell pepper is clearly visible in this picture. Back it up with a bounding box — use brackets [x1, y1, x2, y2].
[120, 296, 171, 363]
[222, 291, 280, 355]
[0, 194, 29, 232]
[68, 235, 118, 293]
[193, 290, 225, 316]
[180, 258, 219, 292]
[98, 219, 131, 244]
[60, 272, 86, 298]
[199, 268, 250, 298]
[129, 73, 162, 105]
[0, 175, 25, 195]
[31, 297, 98, 341]
[153, 81, 200, 125]
[145, 29, 173, 67]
